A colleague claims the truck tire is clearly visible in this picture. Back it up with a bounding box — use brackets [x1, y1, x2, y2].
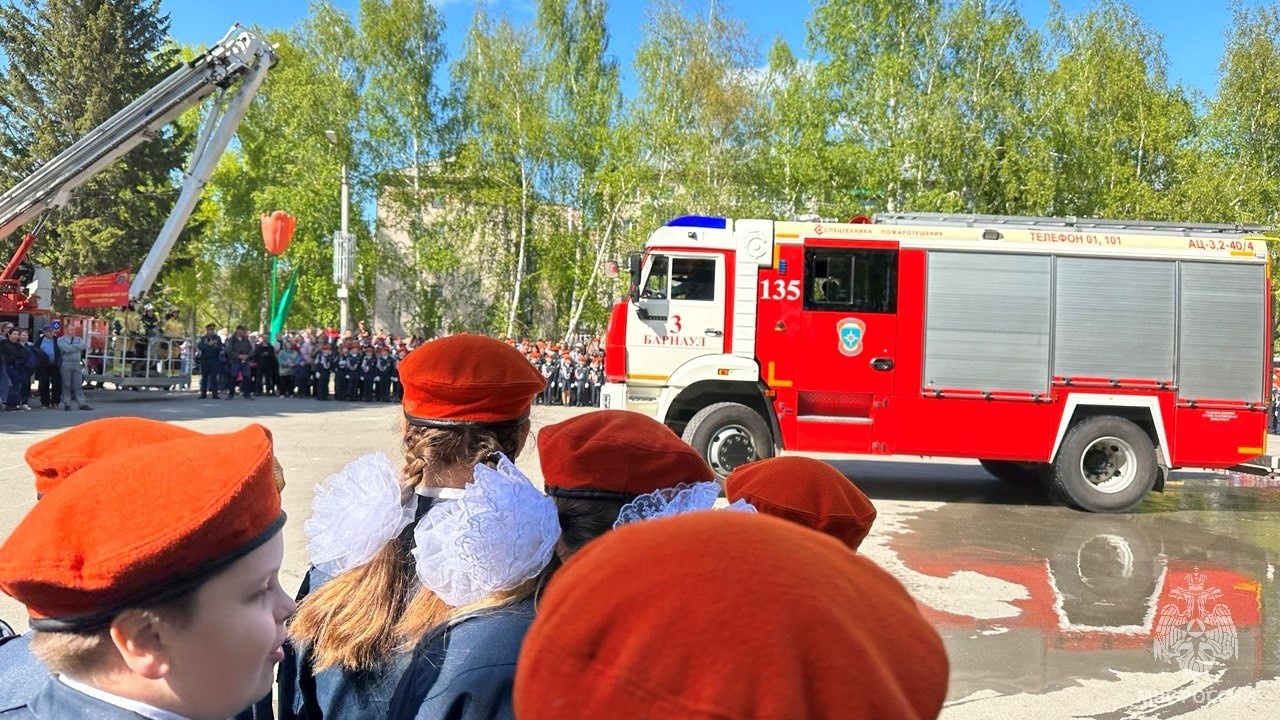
[682, 402, 774, 478]
[1051, 416, 1158, 512]
[978, 459, 1050, 486]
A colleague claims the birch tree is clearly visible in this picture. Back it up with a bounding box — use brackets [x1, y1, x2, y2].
[452, 10, 550, 338]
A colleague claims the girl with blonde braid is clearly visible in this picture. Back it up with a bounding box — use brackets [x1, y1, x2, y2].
[280, 335, 546, 720]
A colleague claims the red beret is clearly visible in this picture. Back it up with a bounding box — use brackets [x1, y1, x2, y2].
[726, 457, 877, 551]
[0, 424, 283, 631]
[514, 513, 949, 720]
[25, 417, 199, 497]
[539, 410, 713, 498]
[399, 335, 545, 426]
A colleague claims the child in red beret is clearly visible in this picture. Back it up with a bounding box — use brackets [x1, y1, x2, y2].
[537, 409, 719, 559]
[2, 418, 206, 714]
[514, 513, 950, 720]
[725, 456, 877, 551]
[0, 424, 295, 720]
[283, 334, 547, 720]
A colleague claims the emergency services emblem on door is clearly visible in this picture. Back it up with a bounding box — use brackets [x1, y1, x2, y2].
[837, 317, 866, 357]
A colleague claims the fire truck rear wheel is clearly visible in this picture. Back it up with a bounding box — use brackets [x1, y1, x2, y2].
[682, 402, 774, 479]
[1052, 416, 1157, 513]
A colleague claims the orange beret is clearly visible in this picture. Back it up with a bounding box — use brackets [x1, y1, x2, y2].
[726, 457, 877, 551]
[515, 513, 949, 720]
[0, 424, 283, 631]
[539, 410, 713, 499]
[25, 417, 199, 497]
[399, 335, 546, 426]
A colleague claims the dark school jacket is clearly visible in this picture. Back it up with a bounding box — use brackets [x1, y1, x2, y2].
[1, 676, 150, 720]
[0, 635, 48, 713]
[278, 496, 436, 720]
[385, 598, 536, 720]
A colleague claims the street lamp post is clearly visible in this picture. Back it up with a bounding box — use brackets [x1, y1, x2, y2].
[326, 129, 351, 336]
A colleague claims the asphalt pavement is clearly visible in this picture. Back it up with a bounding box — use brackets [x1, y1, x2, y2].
[1, 387, 1277, 718]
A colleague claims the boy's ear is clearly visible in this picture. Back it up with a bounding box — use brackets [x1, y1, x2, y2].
[108, 611, 172, 680]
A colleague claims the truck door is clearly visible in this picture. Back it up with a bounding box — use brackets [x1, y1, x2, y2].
[628, 252, 726, 385]
[795, 242, 899, 451]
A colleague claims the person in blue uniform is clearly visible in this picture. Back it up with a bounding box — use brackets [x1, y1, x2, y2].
[332, 345, 350, 401]
[359, 346, 376, 401]
[0, 423, 295, 720]
[390, 348, 405, 402]
[585, 358, 603, 407]
[538, 355, 555, 405]
[373, 346, 394, 402]
[197, 323, 224, 399]
[570, 357, 588, 406]
[314, 344, 334, 400]
[279, 335, 546, 720]
[386, 598, 535, 720]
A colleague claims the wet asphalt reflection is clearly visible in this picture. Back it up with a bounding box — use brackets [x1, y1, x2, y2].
[818, 457, 1280, 719]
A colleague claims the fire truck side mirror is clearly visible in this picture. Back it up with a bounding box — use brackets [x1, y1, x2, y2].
[603, 260, 620, 279]
[627, 252, 643, 304]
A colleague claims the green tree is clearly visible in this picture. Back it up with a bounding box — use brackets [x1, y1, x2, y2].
[809, 0, 1046, 216]
[0, 0, 184, 304]
[191, 17, 363, 331]
[1191, 1, 1280, 223]
[536, 0, 626, 340]
[451, 8, 551, 338]
[630, 0, 759, 224]
[1033, 0, 1195, 218]
[357, 0, 449, 333]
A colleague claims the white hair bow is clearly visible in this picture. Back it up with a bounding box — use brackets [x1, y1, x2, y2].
[412, 454, 560, 607]
[613, 481, 756, 528]
[305, 453, 416, 577]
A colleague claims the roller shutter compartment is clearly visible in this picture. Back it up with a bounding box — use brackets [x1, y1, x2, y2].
[924, 252, 1051, 394]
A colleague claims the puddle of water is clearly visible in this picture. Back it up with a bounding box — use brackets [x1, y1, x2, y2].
[865, 483, 1280, 709]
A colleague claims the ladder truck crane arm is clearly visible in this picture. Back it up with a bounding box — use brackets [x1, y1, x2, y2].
[0, 24, 276, 302]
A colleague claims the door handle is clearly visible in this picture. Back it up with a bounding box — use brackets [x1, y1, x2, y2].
[705, 329, 723, 337]
[870, 357, 894, 371]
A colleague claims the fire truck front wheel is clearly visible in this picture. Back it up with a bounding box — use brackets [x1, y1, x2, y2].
[682, 402, 774, 479]
[1052, 416, 1158, 512]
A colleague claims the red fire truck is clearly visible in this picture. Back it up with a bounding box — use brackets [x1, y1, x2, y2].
[601, 213, 1274, 512]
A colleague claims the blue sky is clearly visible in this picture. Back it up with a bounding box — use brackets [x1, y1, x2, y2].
[162, 0, 1236, 96]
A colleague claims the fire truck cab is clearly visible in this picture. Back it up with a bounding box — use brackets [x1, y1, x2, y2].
[601, 213, 1273, 512]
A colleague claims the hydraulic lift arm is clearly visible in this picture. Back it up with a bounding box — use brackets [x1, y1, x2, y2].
[0, 24, 276, 301]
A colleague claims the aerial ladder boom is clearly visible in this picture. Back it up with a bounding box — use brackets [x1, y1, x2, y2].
[0, 24, 276, 302]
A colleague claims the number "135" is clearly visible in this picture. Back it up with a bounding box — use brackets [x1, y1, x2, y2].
[759, 279, 800, 301]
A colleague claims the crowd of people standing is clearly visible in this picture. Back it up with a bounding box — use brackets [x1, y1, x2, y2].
[192, 321, 607, 408]
[0, 321, 91, 413]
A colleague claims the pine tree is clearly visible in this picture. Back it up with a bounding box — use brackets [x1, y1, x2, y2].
[0, 0, 184, 304]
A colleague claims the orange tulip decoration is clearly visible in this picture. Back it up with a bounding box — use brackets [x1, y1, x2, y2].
[261, 211, 296, 342]
[261, 211, 297, 256]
